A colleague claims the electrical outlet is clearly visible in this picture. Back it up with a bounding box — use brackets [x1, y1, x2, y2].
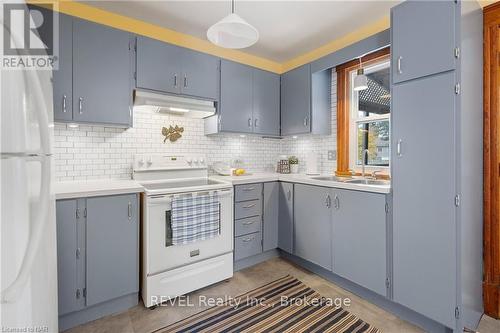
[328, 150, 336, 160]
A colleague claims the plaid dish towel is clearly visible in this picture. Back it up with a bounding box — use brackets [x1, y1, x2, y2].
[171, 193, 220, 245]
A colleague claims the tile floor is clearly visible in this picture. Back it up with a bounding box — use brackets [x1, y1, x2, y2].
[65, 257, 500, 333]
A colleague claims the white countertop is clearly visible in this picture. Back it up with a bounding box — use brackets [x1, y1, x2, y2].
[211, 173, 391, 194]
[53, 179, 144, 200]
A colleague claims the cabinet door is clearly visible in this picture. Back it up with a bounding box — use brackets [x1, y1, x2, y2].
[263, 182, 279, 251]
[52, 13, 73, 121]
[294, 184, 332, 270]
[86, 194, 138, 307]
[332, 189, 387, 296]
[56, 199, 85, 315]
[72, 18, 132, 126]
[181, 49, 219, 100]
[136, 37, 182, 94]
[391, 0, 456, 84]
[278, 182, 294, 253]
[253, 69, 280, 136]
[280, 64, 311, 136]
[392, 72, 457, 328]
[220, 60, 253, 133]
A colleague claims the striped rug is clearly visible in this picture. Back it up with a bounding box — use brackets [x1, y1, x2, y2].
[157, 275, 380, 333]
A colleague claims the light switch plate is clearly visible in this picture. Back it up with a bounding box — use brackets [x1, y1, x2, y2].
[328, 150, 336, 160]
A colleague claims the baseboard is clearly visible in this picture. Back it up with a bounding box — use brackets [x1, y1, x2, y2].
[234, 249, 279, 271]
[58, 293, 138, 331]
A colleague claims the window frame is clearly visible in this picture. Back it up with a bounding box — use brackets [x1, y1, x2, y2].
[348, 60, 391, 170]
[335, 47, 390, 177]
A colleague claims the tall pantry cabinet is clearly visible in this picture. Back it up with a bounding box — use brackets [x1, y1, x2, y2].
[390, 0, 483, 331]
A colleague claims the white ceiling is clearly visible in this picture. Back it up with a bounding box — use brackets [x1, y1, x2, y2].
[81, 1, 399, 62]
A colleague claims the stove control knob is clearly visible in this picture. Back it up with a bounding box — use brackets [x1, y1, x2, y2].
[138, 158, 145, 167]
[199, 158, 205, 165]
[147, 157, 153, 166]
[187, 158, 193, 165]
[193, 158, 199, 165]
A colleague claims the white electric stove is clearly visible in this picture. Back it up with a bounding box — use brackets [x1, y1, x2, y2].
[133, 154, 234, 308]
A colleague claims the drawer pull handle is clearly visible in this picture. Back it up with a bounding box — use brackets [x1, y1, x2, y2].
[242, 220, 255, 225]
[242, 237, 254, 242]
[241, 187, 255, 191]
[242, 204, 256, 209]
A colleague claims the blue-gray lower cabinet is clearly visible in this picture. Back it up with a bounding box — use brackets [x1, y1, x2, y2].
[56, 199, 85, 316]
[392, 71, 457, 329]
[331, 189, 388, 297]
[56, 194, 139, 330]
[86, 194, 139, 307]
[263, 182, 279, 251]
[278, 182, 294, 254]
[294, 184, 332, 270]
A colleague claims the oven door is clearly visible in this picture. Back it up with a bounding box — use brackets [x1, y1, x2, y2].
[145, 188, 233, 275]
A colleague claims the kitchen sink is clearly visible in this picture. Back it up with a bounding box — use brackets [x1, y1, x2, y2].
[310, 176, 346, 182]
[345, 179, 391, 186]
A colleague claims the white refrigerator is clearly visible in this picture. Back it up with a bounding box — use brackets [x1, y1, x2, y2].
[0, 9, 58, 333]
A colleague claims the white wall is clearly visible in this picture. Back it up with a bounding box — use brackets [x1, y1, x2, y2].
[54, 71, 337, 181]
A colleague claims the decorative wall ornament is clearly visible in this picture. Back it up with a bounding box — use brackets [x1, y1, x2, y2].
[162, 125, 184, 143]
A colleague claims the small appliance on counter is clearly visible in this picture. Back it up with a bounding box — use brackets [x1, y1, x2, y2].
[306, 152, 320, 175]
[277, 155, 290, 174]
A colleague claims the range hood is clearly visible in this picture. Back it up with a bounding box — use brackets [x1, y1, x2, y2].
[134, 90, 216, 119]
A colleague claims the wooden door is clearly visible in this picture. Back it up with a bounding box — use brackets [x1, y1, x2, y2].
[484, 2, 500, 319]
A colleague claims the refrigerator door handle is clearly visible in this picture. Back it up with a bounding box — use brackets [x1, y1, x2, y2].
[1, 58, 52, 303]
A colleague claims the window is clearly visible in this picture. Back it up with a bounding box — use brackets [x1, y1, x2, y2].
[335, 47, 390, 176]
[349, 61, 390, 168]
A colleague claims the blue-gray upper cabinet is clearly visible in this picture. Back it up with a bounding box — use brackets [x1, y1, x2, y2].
[253, 69, 280, 136]
[219, 60, 254, 133]
[72, 18, 133, 127]
[263, 182, 279, 251]
[136, 37, 182, 95]
[86, 194, 139, 307]
[181, 49, 220, 100]
[56, 199, 85, 316]
[391, 0, 457, 84]
[281, 65, 331, 136]
[392, 71, 457, 328]
[331, 189, 387, 297]
[136, 37, 219, 100]
[294, 184, 332, 270]
[281, 64, 311, 135]
[53, 13, 73, 122]
[278, 182, 294, 254]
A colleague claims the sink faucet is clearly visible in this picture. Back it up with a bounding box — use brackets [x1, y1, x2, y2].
[362, 149, 369, 178]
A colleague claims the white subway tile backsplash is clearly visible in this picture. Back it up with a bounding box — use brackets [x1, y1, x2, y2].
[54, 70, 338, 181]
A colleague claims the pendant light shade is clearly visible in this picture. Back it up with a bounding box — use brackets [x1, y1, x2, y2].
[353, 68, 368, 91]
[207, 1, 259, 49]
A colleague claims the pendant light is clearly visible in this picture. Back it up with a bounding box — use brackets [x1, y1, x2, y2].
[207, 0, 259, 49]
[353, 57, 368, 91]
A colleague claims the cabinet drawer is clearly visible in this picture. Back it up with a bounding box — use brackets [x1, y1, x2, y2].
[235, 199, 261, 219]
[235, 216, 261, 237]
[235, 183, 262, 202]
[234, 232, 262, 261]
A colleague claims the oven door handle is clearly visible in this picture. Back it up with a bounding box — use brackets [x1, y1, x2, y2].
[148, 196, 172, 205]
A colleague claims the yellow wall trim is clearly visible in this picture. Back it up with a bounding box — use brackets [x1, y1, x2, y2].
[31, 0, 392, 74]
